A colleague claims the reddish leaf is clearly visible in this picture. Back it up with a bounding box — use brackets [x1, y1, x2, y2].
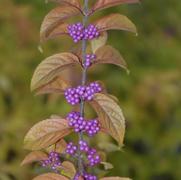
[40, 6, 80, 42]
[101, 177, 132, 180]
[41, 23, 69, 42]
[31, 53, 79, 91]
[92, 0, 140, 13]
[94, 13, 137, 34]
[24, 118, 72, 150]
[35, 76, 70, 95]
[21, 151, 48, 166]
[90, 93, 125, 145]
[49, 0, 81, 11]
[94, 45, 128, 71]
[33, 173, 69, 180]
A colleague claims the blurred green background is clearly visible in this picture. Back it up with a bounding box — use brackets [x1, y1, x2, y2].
[0, 0, 181, 179]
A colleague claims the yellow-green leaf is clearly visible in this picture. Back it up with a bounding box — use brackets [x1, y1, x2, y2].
[24, 118, 72, 150]
[92, 0, 140, 13]
[31, 53, 79, 91]
[40, 6, 80, 42]
[90, 93, 125, 145]
[33, 173, 69, 180]
[91, 32, 108, 53]
[94, 45, 128, 70]
[94, 13, 137, 34]
[21, 151, 48, 166]
[101, 162, 114, 170]
[61, 161, 76, 178]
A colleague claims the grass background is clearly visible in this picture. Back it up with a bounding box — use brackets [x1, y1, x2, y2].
[0, 0, 180, 179]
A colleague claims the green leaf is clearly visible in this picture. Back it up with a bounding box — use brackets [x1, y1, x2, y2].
[40, 6, 80, 42]
[31, 53, 79, 91]
[90, 93, 125, 145]
[101, 162, 114, 170]
[61, 161, 76, 178]
[94, 45, 128, 71]
[94, 13, 137, 34]
[33, 173, 69, 180]
[91, 32, 108, 53]
[91, 0, 140, 13]
[24, 118, 72, 150]
[21, 151, 48, 166]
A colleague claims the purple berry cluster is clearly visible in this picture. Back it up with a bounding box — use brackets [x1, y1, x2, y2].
[84, 24, 100, 40]
[67, 111, 87, 133]
[68, 23, 99, 43]
[65, 140, 101, 167]
[84, 173, 98, 180]
[74, 173, 97, 180]
[66, 142, 78, 155]
[85, 119, 100, 137]
[87, 148, 101, 167]
[41, 151, 61, 171]
[84, 54, 96, 68]
[68, 23, 84, 43]
[79, 140, 89, 152]
[67, 112, 100, 136]
[64, 82, 102, 105]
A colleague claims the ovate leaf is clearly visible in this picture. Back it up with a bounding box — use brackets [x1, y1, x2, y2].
[35, 76, 70, 95]
[61, 161, 76, 178]
[21, 151, 48, 166]
[101, 177, 132, 180]
[31, 53, 79, 91]
[41, 23, 68, 42]
[24, 118, 72, 150]
[92, 0, 139, 13]
[47, 139, 67, 153]
[49, 0, 81, 11]
[94, 13, 137, 34]
[40, 6, 80, 42]
[91, 32, 108, 53]
[33, 173, 69, 180]
[94, 45, 128, 71]
[101, 162, 114, 170]
[90, 93, 125, 145]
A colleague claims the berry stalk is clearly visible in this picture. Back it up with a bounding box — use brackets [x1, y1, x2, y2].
[78, 0, 89, 175]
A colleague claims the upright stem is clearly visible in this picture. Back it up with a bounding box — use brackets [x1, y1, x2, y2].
[77, 0, 89, 175]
